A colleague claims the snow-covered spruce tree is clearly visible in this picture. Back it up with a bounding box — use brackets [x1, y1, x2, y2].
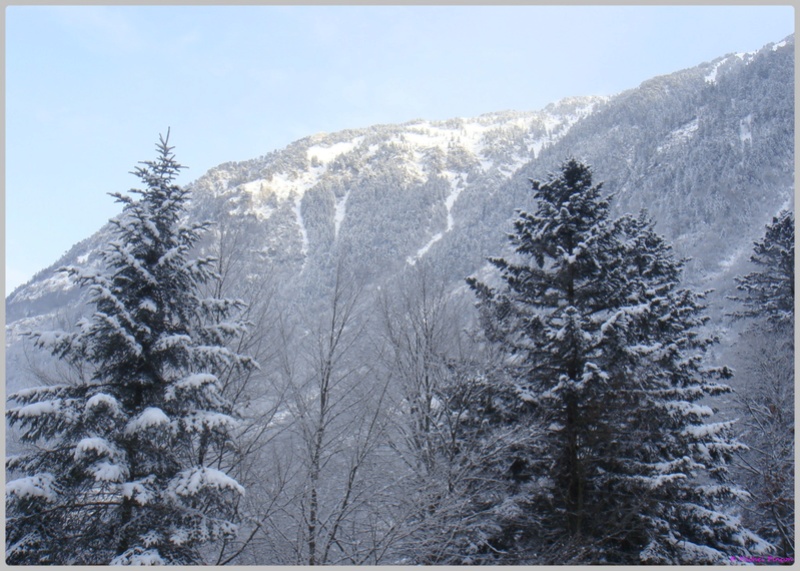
[467, 159, 767, 564]
[730, 209, 794, 326]
[6, 133, 255, 565]
[728, 210, 794, 557]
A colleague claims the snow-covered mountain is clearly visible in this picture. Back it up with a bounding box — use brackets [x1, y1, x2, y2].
[6, 36, 794, 392]
[6, 96, 605, 326]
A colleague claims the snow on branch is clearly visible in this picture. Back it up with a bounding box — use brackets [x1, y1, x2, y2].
[93, 312, 143, 357]
[173, 411, 238, 434]
[165, 373, 219, 400]
[153, 333, 192, 353]
[120, 476, 156, 506]
[157, 244, 188, 268]
[84, 393, 122, 417]
[10, 400, 63, 419]
[6, 473, 58, 502]
[124, 407, 171, 435]
[110, 547, 165, 566]
[168, 466, 245, 498]
[8, 385, 71, 405]
[88, 461, 129, 483]
[73, 437, 119, 462]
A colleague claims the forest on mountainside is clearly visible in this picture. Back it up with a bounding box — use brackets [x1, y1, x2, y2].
[6, 36, 794, 565]
[6, 138, 793, 564]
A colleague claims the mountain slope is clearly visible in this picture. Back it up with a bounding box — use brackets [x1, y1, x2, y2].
[6, 36, 794, 388]
[533, 37, 794, 280]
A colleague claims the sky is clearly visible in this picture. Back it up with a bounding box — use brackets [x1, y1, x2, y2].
[5, 4, 795, 294]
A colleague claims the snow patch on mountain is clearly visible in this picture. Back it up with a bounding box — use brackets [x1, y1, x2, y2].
[408, 232, 443, 265]
[307, 138, 362, 164]
[385, 99, 604, 178]
[251, 167, 324, 203]
[657, 118, 699, 153]
[443, 174, 465, 232]
[334, 190, 351, 239]
[739, 114, 753, 145]
[772, 39, 788, 51]
[11, 271, 74, 303]
[706, 49, 760, 84]
[293, 194, 309, 257]
[239, 181, 276, 220]
[215, 97, 608, 245]
[407, 171, 467, 266]
[704, 60, 724, 84]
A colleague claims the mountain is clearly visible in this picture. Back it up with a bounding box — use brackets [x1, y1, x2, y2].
[6, 36, 794, 392]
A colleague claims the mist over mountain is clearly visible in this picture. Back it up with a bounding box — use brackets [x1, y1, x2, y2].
[8, 36, 792, 346]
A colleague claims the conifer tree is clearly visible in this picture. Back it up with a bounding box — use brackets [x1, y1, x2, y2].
[6, 132, 255, 565]
[467, 159, 767, 564]
[730, 210, 794, 325]
[729, 210, 794, 557]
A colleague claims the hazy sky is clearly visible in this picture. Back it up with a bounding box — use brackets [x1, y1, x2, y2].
[5, 4, 794, 293]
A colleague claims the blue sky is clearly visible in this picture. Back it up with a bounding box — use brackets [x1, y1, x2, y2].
[5, 5, 794, 293]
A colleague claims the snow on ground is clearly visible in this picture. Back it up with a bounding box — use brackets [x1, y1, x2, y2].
[739, 114, 753, 145]
[706, 51, 757, 85]
[528, 133, 553, 160]
[267, 409, 292, 428]
[406, 171, 466, 265]
[402, 100, 604, 265]
[250, 202, 275, 221]
[443, 173, 465, 232]
[293, 193, 309, 257]
[334, 190, 351, 239]
[395, 113, 539, 173]
[407, 231, 444, 265]
[11, 270, 74, 303]
[777, 194, 794, 214]
[704, 59, 726, 84]
[242, 166, 324, 203]
[307, 138, 361, 164]
[229, 99, 604, 261]
[657, 118, 699, 153]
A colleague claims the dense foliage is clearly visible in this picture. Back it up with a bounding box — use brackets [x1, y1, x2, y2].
[5, 36, 794, 565]
[6, 134, 254, 564]
[731, 210, 794, 324]
[465, 159, 767, 564]
[730, 211, 795, 558]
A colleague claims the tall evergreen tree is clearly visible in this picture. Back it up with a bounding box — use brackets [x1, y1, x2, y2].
[729, 210, 794, 557]
[467, 159, 767, 564]
[6, 133, 255, 565]
[730, 210, 794, 325]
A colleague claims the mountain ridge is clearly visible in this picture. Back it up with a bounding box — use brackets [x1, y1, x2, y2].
[6, 35, 794, 356]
